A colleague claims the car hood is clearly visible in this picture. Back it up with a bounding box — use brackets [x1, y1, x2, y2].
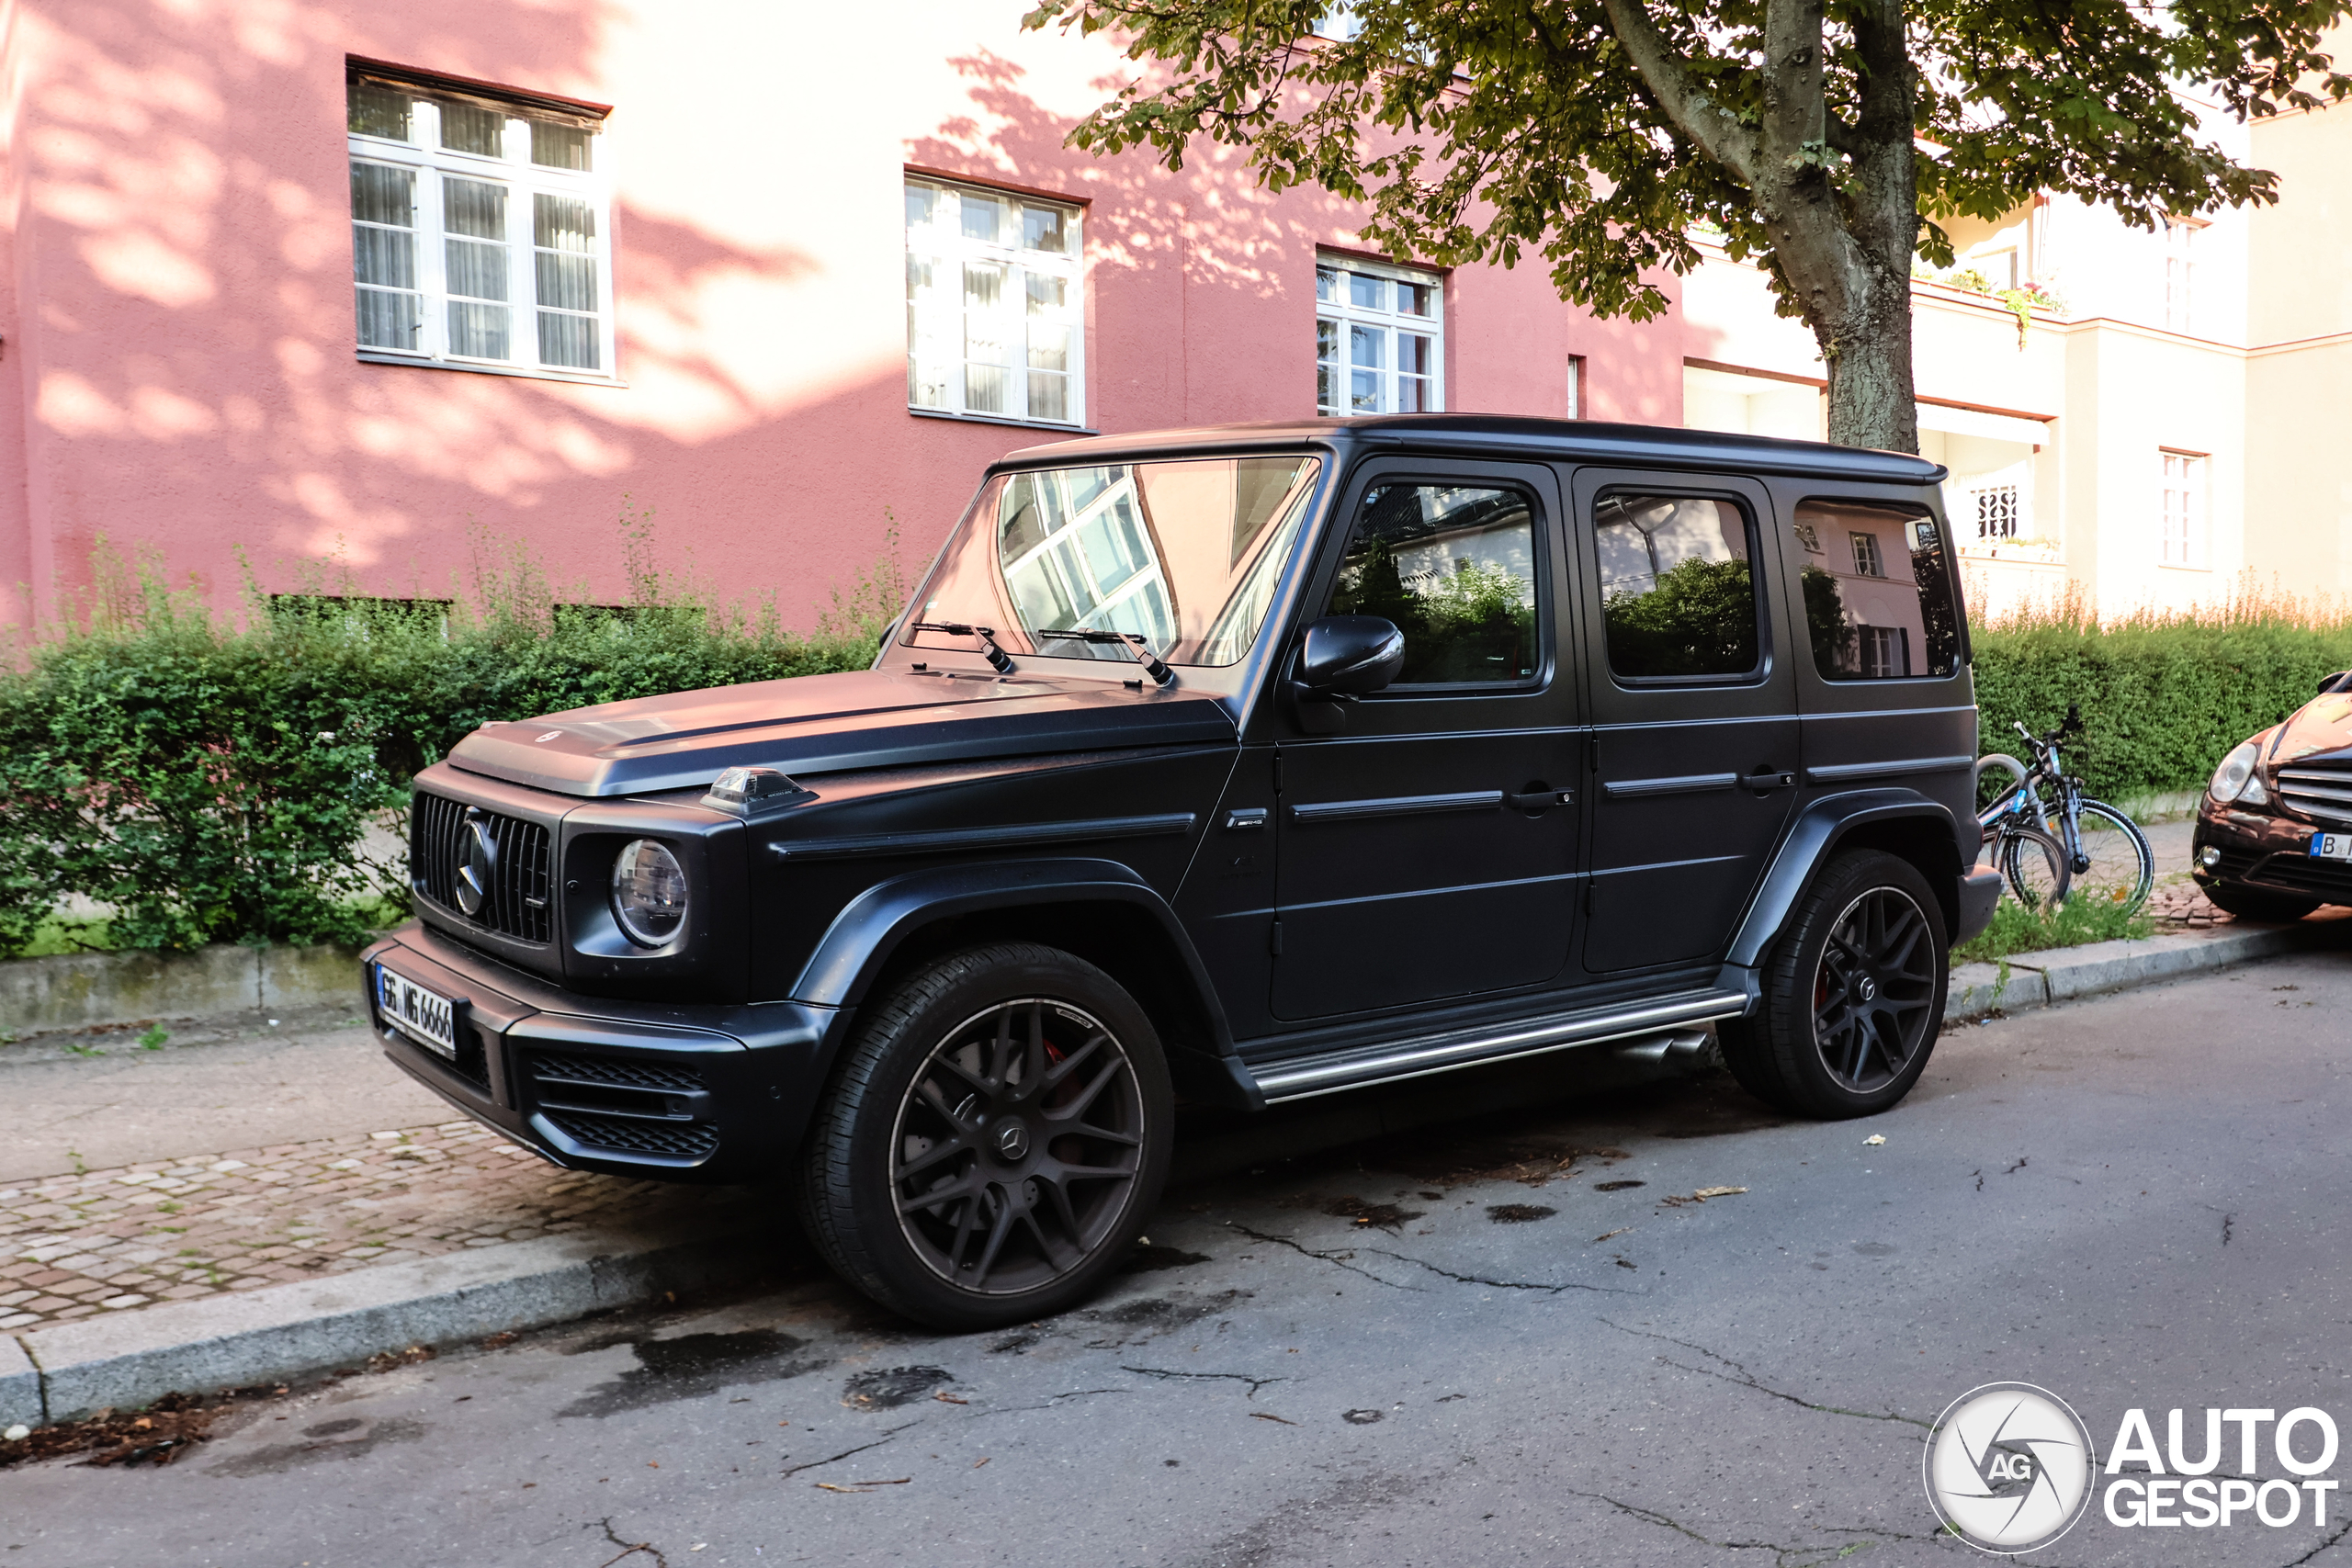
[447, 669, 1238, 797]
[2267, 694, 2352, 770]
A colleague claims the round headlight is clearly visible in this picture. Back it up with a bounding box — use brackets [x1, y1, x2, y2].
[2209, 741, 2261, 805]
[611, 839, 688, 947]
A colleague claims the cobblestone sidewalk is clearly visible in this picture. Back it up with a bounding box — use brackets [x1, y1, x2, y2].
[0, 1122, 737, 1332]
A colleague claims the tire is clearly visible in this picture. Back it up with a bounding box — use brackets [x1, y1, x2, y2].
[2203, 882, 2321, 923]
[797, 942, 1173, 1331]
[1717, 850, 1949, 1121]
[1996, 825, 2072, 909]
[2065, 800, 2155, 910]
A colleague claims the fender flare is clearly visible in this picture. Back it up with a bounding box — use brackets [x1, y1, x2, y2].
[787, 855, 1238, 1053]
[1724, 790, 1971, 969]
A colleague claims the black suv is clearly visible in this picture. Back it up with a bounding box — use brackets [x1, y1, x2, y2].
[363, 416, 2000, 1327]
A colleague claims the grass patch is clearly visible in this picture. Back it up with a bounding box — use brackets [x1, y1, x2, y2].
[1953, 892, 2154, 965]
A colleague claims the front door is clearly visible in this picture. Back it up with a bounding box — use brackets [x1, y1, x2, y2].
[1272, 460, 1581, 1021]
[1569, 469, 1801, 974]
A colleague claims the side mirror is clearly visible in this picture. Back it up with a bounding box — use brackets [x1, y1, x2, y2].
[1288, 616, 1406, 734]
[2322, 671, 2350, 695]
[1298, 616, 1406, 695]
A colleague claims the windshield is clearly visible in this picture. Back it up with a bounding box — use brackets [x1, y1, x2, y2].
[903, 456, 1322, 668]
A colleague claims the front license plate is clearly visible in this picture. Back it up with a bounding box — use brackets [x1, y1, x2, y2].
[377, 965, 458, 1061]
[2312, 833, 2352, 863]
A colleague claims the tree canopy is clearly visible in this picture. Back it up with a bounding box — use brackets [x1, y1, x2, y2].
[1024, 0, 2352, 450]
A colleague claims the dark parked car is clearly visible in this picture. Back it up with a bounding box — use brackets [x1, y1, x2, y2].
[2194, 671, 2352, 918]
[362, 416, 2001, 1327]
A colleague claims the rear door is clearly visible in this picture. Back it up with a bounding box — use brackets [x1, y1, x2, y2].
[1567, 468, 1801, 974]
[1271, 457, 1581, 1021]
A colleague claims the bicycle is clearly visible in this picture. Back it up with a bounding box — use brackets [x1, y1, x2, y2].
[1975, 704, 2155, 911]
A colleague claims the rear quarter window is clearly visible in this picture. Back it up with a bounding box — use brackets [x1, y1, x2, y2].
[1792, 500, 1961, 681]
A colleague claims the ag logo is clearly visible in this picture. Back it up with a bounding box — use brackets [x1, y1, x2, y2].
[1924, 1382, 2097, 1553]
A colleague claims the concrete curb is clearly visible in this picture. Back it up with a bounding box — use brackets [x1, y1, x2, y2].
[1949, 916, 2350, 1022]
[1, 942, 373, 1038]
[10, 1207, 781, 1424]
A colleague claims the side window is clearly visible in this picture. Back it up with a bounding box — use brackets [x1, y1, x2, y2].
[1327, 483, 1540, 685]
[1795, 500, 1960, 681]
[1594, 493, 1760, 680]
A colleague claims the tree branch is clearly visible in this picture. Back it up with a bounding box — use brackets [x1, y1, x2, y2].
[1597, 0, 1761, 186]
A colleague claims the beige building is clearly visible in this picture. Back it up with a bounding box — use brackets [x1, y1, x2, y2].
[1678, 75, 2352, 620]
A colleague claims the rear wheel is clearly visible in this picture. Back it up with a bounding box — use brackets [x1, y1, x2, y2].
[2203, 882, 2321, 922]
[1719, 850, 1949, 1120]
[2066, 800, 2155, 910]
[797, 942, 1172, 1330]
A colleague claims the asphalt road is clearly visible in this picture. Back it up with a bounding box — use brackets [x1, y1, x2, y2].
[6, 951, 2352, 1568]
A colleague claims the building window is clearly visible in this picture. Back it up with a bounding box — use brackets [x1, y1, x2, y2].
[2165, 218, 2200, 334]
[1317, 257, 1442, 416]
[1792, 522, 1823, 555]
[2161, 450, 2207, 568]
[1566, 355, 1587, 419]
[906, 178, 1085, 427]
[345, 71, 610, 378]
[1312, 3, 1362, 39]
[1859, 626, 1912, 679]
[1973, 485, 2021, 541]
[1850, 530, 1884, 577]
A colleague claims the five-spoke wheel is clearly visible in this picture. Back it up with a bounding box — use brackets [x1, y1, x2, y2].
[797, 942, 1171, 1329]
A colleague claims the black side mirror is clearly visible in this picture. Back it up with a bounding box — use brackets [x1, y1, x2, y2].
[1299, 616, 1406, 695]
[2321, 671, 2350, 695]
[1288, 616, 1406, 734]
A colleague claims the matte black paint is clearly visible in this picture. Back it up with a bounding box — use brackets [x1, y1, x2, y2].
[368, 415, 1980, 1184]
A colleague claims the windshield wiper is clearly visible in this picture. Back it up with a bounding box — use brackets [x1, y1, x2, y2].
[910, 621, 1013, 674]
[1036, 627, 1174, 687]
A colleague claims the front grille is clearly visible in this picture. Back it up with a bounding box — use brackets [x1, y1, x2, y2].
[412, 791, 554, 942]
[526, 1053, 703, 1093]
[543, 1111, 720, 1160]
[2278, 766, 2352, 828]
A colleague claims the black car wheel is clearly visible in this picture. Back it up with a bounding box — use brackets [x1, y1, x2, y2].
[1719, 850, 1948, 1120]
[2202, 881, 2321, 922]
[797, 942, 1171, 1329]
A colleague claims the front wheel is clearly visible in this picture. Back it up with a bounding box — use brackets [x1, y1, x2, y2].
[2065, 799, 2155, 910]
[797, 942, 1172, 1330]
[1718, 850, 1949, 1120]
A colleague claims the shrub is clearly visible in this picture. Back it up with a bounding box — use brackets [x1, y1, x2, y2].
[0, 524, 883, 957]
[1971, 581, 2352, 803]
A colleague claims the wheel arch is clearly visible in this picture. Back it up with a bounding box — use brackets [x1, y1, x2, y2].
[1726, 790, 1971, 970]
[788, 859, 1254, 1107]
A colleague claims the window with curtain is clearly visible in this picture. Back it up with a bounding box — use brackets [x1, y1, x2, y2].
[1315, 256, 1443, 416]
[905, 178, 1086, 427]
[346, 72, 611, 378]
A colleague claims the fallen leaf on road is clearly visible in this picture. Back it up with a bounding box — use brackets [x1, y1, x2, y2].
[933, 1393, 967, 1404]
[816, 1478, 912, 1492]
[1250, 1412, 1298, 1426]
[1692, 1186, 1747, 1200]
[1592, 1227, 1631, 1244]
[1863, 1134, 1886, 1145]
[973, 1457, 990, 1469]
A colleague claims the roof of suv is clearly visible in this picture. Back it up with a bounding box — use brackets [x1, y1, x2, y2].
[1004, 413, 1949, 485]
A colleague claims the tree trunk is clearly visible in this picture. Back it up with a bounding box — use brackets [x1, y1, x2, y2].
[1819, 275, 1920, 453]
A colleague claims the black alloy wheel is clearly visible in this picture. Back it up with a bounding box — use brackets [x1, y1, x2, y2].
[891, 997, 1146, 1294]
[1810, 885, 1939, 1095]
[797, 942, 1172, 1329]
[1718, 849, 1950, 1120]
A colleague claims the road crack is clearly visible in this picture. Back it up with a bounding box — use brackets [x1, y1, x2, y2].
[779, 1420, 921, 1476]
[1227, 1224, 1423, 1289]
[590, 1517, 668, 1568]
[1121, 1365, 1285, 1399]
[1361, 1247, 1635, 1295]
[2281, 1512, 2352, 1567]
[1566, 1491, 1955, 1568]
[971, 1388, 1130, 1417]
[1600, 1319, 1929, 1428]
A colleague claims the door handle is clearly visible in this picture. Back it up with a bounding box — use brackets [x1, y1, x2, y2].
[1744, 770, 1797, 793]
[1505, 788, 1575, 811]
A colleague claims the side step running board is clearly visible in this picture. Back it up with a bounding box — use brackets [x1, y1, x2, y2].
[1244, 989, 1749, 1104]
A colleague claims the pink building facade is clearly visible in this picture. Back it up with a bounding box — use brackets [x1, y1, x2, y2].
[0, 1, 1690, 633]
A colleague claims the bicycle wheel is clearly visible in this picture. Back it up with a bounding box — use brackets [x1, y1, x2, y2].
[2065, 799, 2154, 911]
[1997, 825, 2073, 909]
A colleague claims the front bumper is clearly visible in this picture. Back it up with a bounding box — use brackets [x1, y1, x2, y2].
[2193, 800, 2352, 908]
[360, 922, 846, 1184]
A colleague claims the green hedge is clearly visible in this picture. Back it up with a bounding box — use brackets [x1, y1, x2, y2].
[1971, 604, 2352, 804]
[0, 542, 888, 957]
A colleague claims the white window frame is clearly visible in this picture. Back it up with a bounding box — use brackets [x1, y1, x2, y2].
[1850, 530, 1884, 577]
[904, 177, 1087, 430]
[346, 75, 615, 382]
[2161, 449, 2208, 569]
[2164, 217, 2201, 335]
[1316, 254, 1445, 417]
